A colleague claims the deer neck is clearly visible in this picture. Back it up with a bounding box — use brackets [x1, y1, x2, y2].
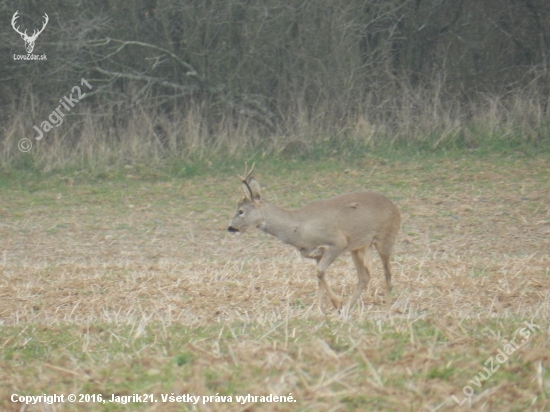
[259, 202, 301, 247]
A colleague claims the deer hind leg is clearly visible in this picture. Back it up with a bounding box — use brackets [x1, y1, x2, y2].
[346, 247, 372, 314]
[316, 260, 326, 314]
[315, 247, 343, 313]
[374, 237, 395, 307]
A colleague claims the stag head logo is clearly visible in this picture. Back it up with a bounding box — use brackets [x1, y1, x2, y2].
[12, 10, 49, 54]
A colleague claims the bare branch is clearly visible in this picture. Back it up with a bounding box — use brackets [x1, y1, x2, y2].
[92, 37, 203, 83]
[93, 67, 201, 95]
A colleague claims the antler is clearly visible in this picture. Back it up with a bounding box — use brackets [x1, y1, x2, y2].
[11, 11, 48, 41]
[11, 11, 25, 37]
[238, 162, 255, 182]
[28, 13, 49, 41]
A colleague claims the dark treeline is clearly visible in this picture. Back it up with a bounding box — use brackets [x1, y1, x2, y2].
[2, 0, 550, 164]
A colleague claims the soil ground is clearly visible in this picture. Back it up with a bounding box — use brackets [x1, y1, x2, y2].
[0, 154, 549, 411]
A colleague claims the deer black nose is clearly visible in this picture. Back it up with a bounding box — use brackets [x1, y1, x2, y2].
[228, 226, 239, 233]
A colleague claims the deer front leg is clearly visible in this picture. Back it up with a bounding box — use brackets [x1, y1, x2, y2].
[315, 246, 344, 313]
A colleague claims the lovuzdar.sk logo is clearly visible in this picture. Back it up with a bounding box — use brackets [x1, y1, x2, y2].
[12, 10, 48, 60]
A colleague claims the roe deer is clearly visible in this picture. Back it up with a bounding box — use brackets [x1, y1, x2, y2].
[228, 164, 401, 314]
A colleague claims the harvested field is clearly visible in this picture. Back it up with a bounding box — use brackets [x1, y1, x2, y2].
[0, 154, 549, 411]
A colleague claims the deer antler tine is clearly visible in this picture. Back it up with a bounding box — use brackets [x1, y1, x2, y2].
[11, 11, 24, 36]
[28, 13, 48, 41]
[238, 162, 255, 182]
[247, 162, 255, 180]
[237, 163, 246, 181]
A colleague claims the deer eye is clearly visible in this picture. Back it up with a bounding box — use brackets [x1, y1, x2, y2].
[238, 209, 244, 215]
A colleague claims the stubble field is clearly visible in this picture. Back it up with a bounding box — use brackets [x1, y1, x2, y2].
[0, 154, 549, 411]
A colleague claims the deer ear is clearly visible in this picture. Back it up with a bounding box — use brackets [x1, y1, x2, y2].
[247, 178, 262, 201]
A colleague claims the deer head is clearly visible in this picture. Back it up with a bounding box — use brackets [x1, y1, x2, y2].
[228, 163, 264, 233]
[12, 11, 49, 54]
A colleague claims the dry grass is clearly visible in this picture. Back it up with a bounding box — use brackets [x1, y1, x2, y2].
[2, 88, 549, 171]
[0, 155, 549, 411]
